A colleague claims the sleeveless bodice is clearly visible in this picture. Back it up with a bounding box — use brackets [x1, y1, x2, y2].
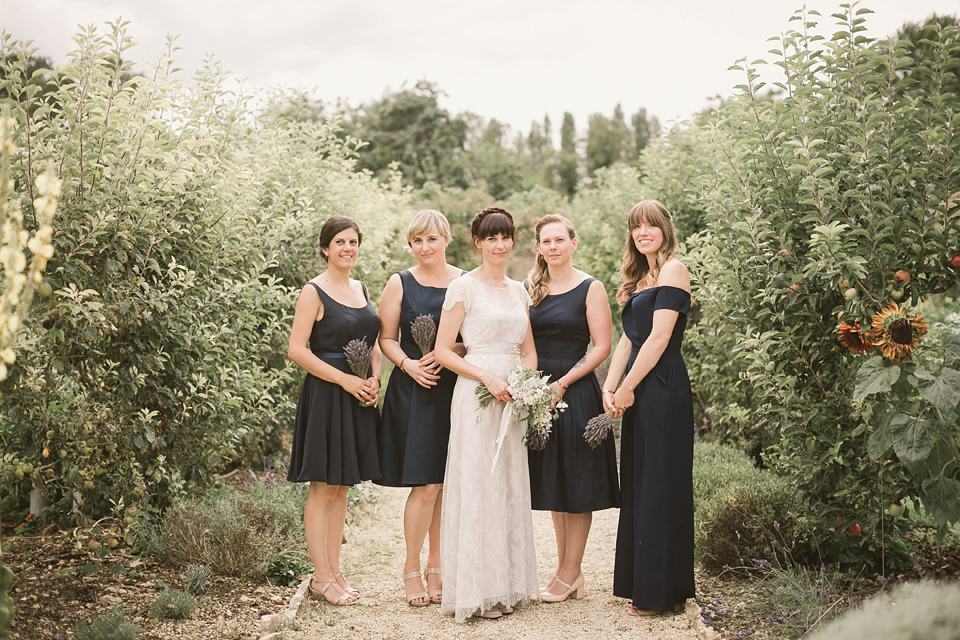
[529, 278, 593, 359]
[307, 281, 380, 358]
[396, 270, 456, 357]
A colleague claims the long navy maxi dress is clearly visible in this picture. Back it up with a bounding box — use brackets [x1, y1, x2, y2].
[376, 269, 460, 487]
[527, 278, 620, 514]
[613, 285, 696, 610]
[287, 282, 381, 485]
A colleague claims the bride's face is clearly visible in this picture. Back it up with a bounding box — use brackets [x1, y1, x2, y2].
[475, 233, 513, 266]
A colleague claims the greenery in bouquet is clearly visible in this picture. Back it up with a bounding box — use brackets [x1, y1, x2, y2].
[476, 366, 567, 450]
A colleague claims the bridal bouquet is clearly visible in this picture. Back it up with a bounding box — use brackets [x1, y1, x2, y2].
[475, 366, 567, 451]
[343, 338, 374, 406]
[410, 314, 437, 356]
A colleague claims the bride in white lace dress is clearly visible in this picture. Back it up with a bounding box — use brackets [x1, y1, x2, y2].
[434, 207, 540, 622]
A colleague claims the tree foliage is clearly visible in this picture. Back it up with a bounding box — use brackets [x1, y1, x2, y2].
[0, 23, 411, 524]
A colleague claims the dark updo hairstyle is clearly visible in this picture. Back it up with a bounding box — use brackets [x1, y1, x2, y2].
[470, 207, 515, 244]
[318, 215, 362, 263]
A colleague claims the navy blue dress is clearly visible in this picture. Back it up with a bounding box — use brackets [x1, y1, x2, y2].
[613, 285, 695, 609]
[527, 278, 620, 513]
[376, 270, 460, 487]
[287, 281, 382, 485]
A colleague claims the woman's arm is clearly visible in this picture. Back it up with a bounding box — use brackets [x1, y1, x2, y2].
[287, 284, 370, 403]
[611, 260, 690, 417]
[378, 274, 440, 389]
[602, 332, 632, 413]
[435, 301, 510, 402]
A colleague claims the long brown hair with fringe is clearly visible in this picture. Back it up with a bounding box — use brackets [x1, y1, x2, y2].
[615, 200, 678, 304]
[527, 214, 577, 306]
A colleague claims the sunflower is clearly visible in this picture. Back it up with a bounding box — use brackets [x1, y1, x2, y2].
[869, 303, 928, 361]
[837, 321, 874, 355]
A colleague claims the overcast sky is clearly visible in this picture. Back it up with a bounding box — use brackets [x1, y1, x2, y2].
[4, 0, 960, 138]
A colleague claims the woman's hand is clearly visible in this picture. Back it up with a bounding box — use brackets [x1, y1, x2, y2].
[602, 389, 616, 414]
[404, 354, 441, 389]
[483, 373, 511, 403]
[363, 376, 380, 407]
[611, 386, 634, 418]
[550, 381, 566, 410]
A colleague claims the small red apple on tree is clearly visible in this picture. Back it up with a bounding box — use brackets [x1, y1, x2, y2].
[894, 269, 910, 284]
[950, 255, 960, 268]
[847, 523, 861, 536]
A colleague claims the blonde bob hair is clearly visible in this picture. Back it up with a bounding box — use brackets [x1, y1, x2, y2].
[406, 209, 452, 245]
[527, 214, 577, 306]
[615, 200, 678, 305]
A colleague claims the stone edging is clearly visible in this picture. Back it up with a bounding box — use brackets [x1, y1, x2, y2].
[259, 577, 311, 640]
[684, 598, 720, 640]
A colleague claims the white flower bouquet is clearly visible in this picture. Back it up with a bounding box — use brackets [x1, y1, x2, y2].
[476, 366, 567, 450]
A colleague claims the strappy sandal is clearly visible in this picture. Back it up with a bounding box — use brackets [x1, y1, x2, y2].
[334, 569, 359, 597]
[308, 574, 356, 606]
[403, 570, 430, 607]
[425, 567, 442, 604]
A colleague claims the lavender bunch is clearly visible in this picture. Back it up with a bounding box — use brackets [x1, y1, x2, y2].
[410, 314, 437, 356]
[583, 412, 616, 449]
[343, 338, 373, 379]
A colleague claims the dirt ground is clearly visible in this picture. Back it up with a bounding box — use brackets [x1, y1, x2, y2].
[281, 485, 704, 640]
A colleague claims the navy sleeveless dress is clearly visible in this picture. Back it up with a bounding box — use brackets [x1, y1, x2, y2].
[613, 285, 695, 609]
[376, 270, 460, 487]
[527, 278, 620, 513]
[287, 281, 382, 486]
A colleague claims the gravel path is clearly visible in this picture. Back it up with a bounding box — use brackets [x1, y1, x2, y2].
[277, 485, 706, 640]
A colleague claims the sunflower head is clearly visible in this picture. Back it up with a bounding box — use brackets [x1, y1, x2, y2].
[837, 321, 874, 355]
[869, 303, 928, 361]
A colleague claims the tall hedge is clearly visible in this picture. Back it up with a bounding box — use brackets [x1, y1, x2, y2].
[0, 22, 411, 522]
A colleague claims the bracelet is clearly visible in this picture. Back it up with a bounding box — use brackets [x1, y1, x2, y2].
[399, 356, 409, 373]
[556, 380, 568, 390]
[602, 389, 614, 395]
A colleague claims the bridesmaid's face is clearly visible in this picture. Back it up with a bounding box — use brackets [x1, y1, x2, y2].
[475, 233, 513, 265]
[324, 228, 360, 269]
[537, 222, 577, 267]
[409, 225, 449, 266]
[631, 219, 663, 256]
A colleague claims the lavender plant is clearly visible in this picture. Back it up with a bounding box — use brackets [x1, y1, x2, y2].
[583, 412, 616, 449]
[410, 314, 437, 356]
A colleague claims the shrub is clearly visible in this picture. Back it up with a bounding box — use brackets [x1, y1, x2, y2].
[809, 581, 960, 640]
[74, 606, 140, 640]
[693, 443, 810, 570]
[641, 6, 960, 568]
[183, 564, 211, 596]
[0, 564, 13, 640]
[148, 481, 305, 580]
[0, 23, 412, 524]
[149, 589, 196, 620]
[267, 548, 313, 588]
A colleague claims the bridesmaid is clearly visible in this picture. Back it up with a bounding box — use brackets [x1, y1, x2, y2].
[526, 214, 619, 603]
[287, 215, 382, 606]
[602, 200, 695, 616]
[376, 209, 463, 607]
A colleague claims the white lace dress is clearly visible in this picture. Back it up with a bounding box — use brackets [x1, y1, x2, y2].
[439, 275, 540, 622]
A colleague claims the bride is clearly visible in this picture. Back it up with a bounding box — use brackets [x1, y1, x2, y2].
[434, 207, 540, 622]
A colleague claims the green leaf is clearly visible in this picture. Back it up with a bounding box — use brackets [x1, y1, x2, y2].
[889, 414, 937, 465]
[853, 356, 900, 401]
[921, 475, 960, 527]
[919, 367, 960, 416]
[866, 416, 894, 460]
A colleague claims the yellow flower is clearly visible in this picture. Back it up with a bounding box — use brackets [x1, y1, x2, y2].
[869, 303, 928, 361]
[837, 321, 874, 355]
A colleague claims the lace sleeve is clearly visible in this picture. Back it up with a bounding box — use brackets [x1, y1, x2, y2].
[442, 276, 474, 312]
[518, 280, 533, 308]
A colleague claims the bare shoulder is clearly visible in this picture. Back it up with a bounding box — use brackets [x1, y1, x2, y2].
[658, 259, 690, 291]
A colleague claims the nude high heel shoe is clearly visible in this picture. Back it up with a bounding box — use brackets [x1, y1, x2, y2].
[540, 573, 584, 603]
